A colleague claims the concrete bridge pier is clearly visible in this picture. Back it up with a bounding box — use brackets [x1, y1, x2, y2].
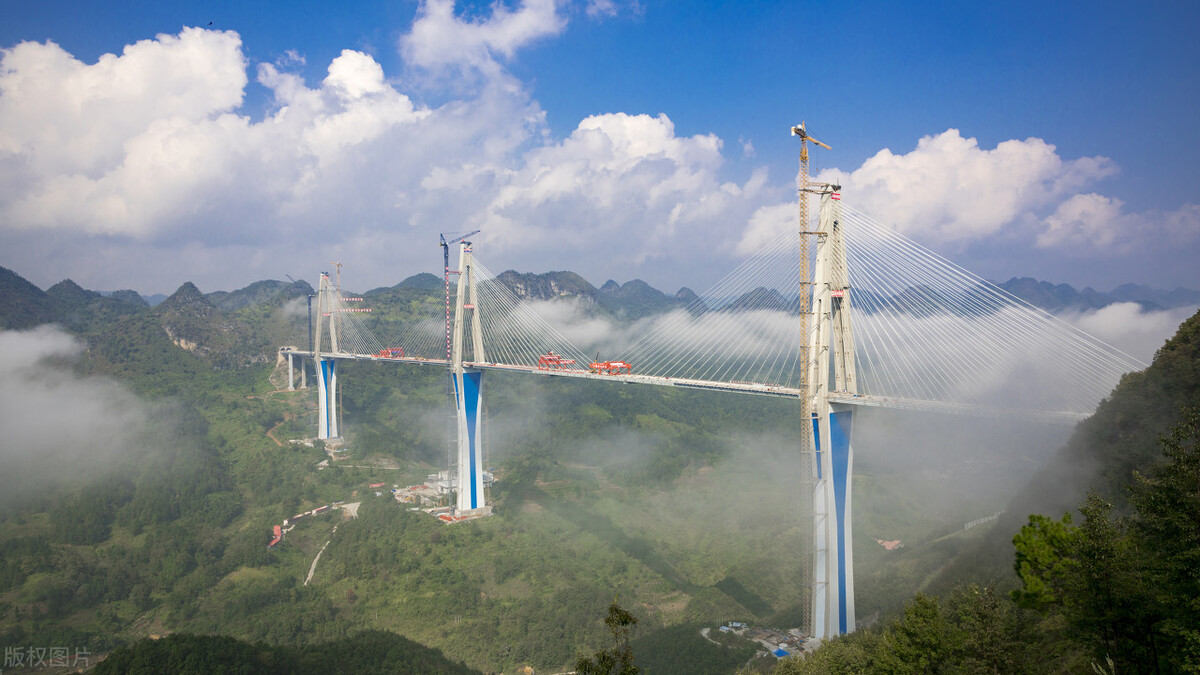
[812, 403, 855, 638]
[452, 368, 487, 514]
[317, 357, 338, 440]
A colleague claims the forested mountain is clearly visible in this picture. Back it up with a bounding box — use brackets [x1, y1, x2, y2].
[0, 264, 820, 672]
[596, 278, 699, 319]
[2, 262, 1197, 674]
[1017, 310, 1200, 512]
[205, 279, 314, 313]
[0, 266, 60, 328]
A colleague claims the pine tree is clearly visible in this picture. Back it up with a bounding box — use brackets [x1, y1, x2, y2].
[576, 601, 640, 675]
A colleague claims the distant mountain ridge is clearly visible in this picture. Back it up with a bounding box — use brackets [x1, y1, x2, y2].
[1109, 282, 1200, 309]
[0, 266, 58, 329]
[996, 277, 1200, 313]
[3, 264, 1197, 338]
[486, 271, 1200, 318]
[0, 267, 315, 370]
[494, 270, 698, 320]
[205, 279, 314, 312]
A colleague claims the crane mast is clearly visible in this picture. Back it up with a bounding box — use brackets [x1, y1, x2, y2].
[792, 121, 830, 640]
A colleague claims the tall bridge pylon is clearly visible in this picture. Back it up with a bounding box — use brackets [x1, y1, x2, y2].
[313, 271, 341, 440]
[805, 187, 858, 640]
[450, 241, 490, 516]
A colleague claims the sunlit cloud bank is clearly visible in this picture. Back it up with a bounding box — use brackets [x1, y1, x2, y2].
[811, 130, 1200, 256]
[1062, 302, 1198, 363]
[732, 129, 1200, 290]
[820, 130, 1116, 244]
[0, 7, 776, 294]
[1, 4, 1196, 295]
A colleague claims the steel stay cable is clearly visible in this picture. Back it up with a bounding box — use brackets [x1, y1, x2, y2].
[844, 207, 1139, 406]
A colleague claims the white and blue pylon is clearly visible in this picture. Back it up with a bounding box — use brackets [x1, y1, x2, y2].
[313, 272, 341, 441]
[452, 368, 486, 512]
[807, 187, 857, 638]
[449, 241, 490, 515]
[317, 356, 339, 439]
[812, 402, 855, 638]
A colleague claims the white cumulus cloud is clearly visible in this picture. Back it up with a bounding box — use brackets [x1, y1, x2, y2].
[0, 28, 246, 177]
[1037, 194, 1200, 253]
[820, 129, 1117, 244]
[477, 112, 776, 270]
[400, 0, 566, 72]
[719, 129, 1200, 278]
[736, 202, 795, 256]
[1038, 193, 1127, 249]
[0, 31, 479, 249]
[0, 28, 248, 236]
[0, 17, 1195, 297]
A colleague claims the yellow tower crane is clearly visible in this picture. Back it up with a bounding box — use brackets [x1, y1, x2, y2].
[792, 120, 831, 398]
[791, 120, 830, 639]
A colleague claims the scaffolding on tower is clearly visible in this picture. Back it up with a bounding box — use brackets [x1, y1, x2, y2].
[792, 121, 831, 640]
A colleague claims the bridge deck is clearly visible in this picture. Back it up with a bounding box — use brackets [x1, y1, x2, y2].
[280, 348, 1086, 423]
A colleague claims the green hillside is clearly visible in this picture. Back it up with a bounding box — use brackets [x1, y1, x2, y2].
[924, 308, 1200, 598]
[0, 265, 57, 329]
[778, 309, 1200, 674]
[94, 630, 481, 674]
[3, 264, 1192, 673]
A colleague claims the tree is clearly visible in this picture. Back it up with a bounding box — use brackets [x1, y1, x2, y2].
[946, 584, 1041, 674]
[1130, 408, 1200, 672]
[1012, 494, 1160, 672]
[1068, 494, 1159, 671]
[576, 600, 640, 675]
[772, 631, 877, 675]
[871, 593, 958, 674]
[1011, 512, 1077, 612]
[1010, 410, 1200, 673]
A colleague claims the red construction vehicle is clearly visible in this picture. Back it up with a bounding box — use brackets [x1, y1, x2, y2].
[537, 351, 576, 370]
[589, 360, 632, 375]
[376, 347, 404, 358]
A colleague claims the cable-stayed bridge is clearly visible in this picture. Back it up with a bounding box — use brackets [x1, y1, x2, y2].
[279, 187, 1142, 643]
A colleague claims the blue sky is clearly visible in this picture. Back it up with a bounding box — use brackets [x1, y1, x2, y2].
[1, 0, 1197, 295]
